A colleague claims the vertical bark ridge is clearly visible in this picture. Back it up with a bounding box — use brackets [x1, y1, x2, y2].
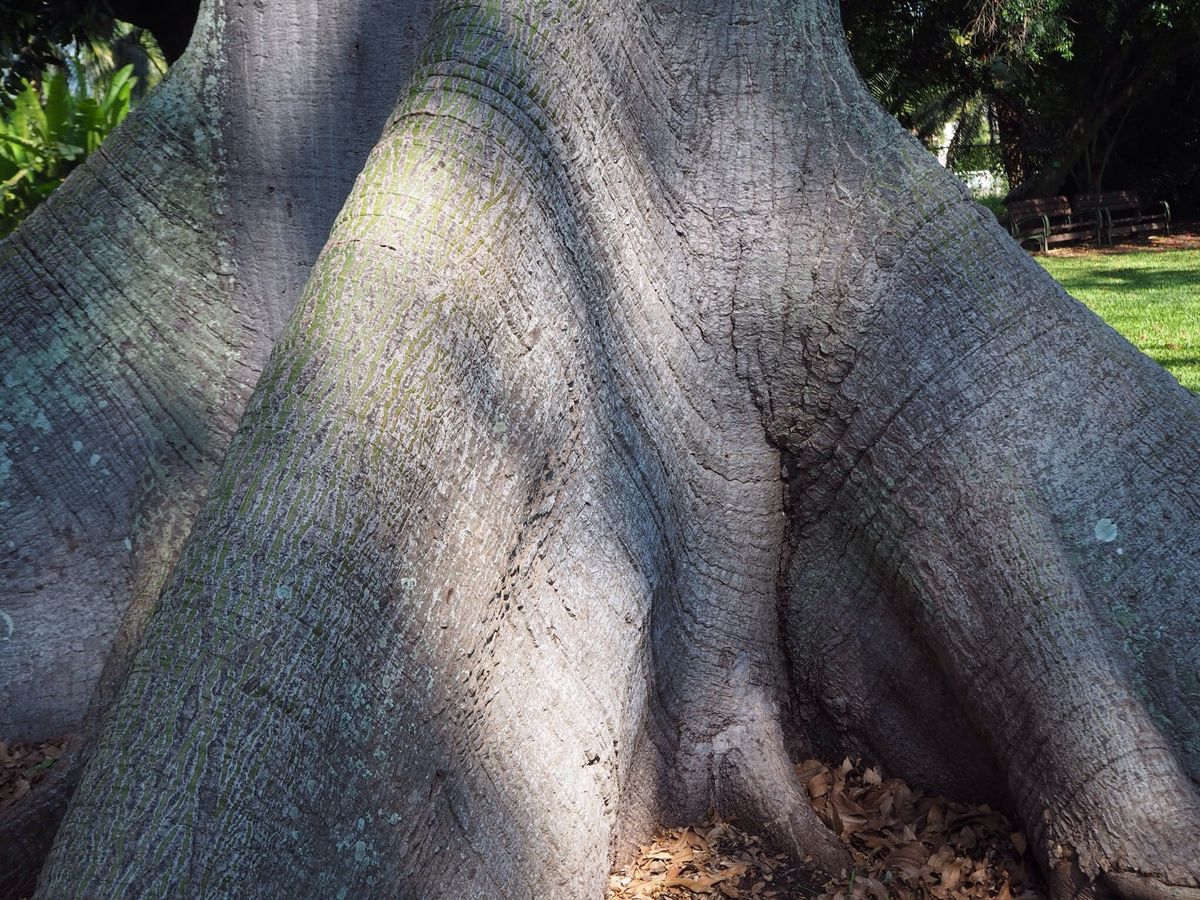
[38, 0, 852, 891]
[667, 2, 1200, 887]
[25, 0, 1200, 897]
[1, 0, 437, 744]
[2, 0, 437, 890]
[40, 4, 662, 890]
[0, 5, 233, 741]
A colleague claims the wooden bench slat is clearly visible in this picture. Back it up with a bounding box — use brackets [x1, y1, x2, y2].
[1072, 191, 1171, 245]
[1007, 196, 1101, 252]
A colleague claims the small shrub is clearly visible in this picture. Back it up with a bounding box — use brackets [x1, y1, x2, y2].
[0, 62, 136, 236]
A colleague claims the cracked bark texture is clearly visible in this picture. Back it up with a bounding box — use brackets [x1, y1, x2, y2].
[0, 0, 432, 892]
[7, 0, 1200, 898]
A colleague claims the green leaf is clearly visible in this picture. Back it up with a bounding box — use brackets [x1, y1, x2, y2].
[101, 65, 137, 118]
[0, 132, 43, 154]
[54, 142, 86, 160]
[42, 68, 72, 138]
[0, 58, 139, 236]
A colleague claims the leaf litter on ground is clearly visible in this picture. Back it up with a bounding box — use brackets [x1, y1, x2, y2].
[607, 818, 824, 899]
[0, 736, 67, 810]
[608, 757, 1044, 899]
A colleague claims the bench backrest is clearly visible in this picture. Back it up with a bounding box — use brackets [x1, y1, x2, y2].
[1074, 190, 1149, 211]
[1009, 196, 1072, 220]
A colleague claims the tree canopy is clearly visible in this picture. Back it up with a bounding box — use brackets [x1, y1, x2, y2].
[0, 0, 197, 94]
[842, 0, 1200, 209]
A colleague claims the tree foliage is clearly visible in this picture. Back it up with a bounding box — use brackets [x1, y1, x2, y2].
[1, 0, 115, 97]
[840, 0, 1070, 144]
[843, 0, 1200, 208]
[0, 62, 138, 236]
[1, 0, 196, 94]
[0, 4, 173, 236]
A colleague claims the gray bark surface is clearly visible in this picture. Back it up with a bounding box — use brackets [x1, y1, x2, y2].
[0, 1, 431, 892]
[0, 0, 431, 742]
[7, 0, 1200, 898]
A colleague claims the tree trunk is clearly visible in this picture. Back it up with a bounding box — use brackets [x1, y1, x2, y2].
[0, 0, 431, 891]
[8, 1, 1200, 898]
[0, 0, 434, 745]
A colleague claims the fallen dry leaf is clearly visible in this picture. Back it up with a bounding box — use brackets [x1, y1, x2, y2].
[0, 735, 69, 811]
[610, 756, 1045, 900]
[803, 757, 1044, 899]
[609, 820, 823, 899]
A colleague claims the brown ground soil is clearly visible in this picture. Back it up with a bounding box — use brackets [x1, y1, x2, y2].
[1039, 223, 1200, 257]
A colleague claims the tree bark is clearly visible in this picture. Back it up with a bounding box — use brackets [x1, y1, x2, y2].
[8, 0, 1200, 897]
[0, 0, 432, 744]
[0, 0, 432, 892]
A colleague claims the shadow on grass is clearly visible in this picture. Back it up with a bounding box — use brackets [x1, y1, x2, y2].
[1064, 266, 1199, 293]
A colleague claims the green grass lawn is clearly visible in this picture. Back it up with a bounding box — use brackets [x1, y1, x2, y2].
[1040, 249, 1200, 392]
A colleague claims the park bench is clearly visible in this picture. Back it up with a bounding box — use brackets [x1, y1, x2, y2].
[1073, 191, 1171, 245]
[1007, 196, 1101, 252]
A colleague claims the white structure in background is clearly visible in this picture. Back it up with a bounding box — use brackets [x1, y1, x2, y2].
[961, 169, 1006, 194]
[938, 121, 1006, 196]
[937, 121, 955, 166]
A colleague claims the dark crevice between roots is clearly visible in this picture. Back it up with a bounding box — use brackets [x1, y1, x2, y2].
[0, 734, 78, 900]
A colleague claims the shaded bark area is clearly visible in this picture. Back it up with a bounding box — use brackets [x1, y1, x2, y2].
[0, 0, 432, 743]
[11, 0, 1200, 897]
[724, 39, 1200, 888]
[1, 0, 433, 893]
[0, 8, 231, 743]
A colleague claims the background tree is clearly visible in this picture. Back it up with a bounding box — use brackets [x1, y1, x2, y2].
[1, 0, 197, 91]
[839, 0, 1068, 148]
[842, 0, 1200, 211]
[2, 1, 1199, 898]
